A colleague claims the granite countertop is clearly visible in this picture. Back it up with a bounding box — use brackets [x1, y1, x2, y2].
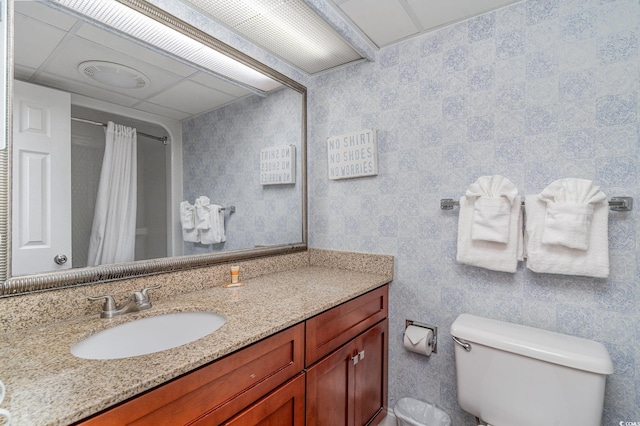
[0, 266, 391, 426]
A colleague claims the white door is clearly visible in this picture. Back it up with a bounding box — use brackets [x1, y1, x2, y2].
[12, 80, 72, 276]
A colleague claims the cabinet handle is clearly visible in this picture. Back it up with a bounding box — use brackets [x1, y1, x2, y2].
[358, 350, 365, 360]
[351, 354, 359, 365]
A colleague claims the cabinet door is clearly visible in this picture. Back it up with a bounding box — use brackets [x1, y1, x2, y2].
[222, 373, 305, 426]
[306, 319, 388, 426]
[354, 319, 388, 426]
[305, 339, 356, 426]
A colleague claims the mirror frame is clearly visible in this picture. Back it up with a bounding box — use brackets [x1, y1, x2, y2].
[0, 0, 307, 297]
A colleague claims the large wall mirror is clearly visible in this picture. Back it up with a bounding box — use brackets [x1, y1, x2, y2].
[0, 0, 307, 296]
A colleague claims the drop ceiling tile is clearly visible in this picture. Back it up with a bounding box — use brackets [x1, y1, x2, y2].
[338, 0, 419, 47]
[134, 102, 192, 121]
[146, 80, 237, 115]
[75, 24, 198, 78]
[13, 12, 68, 69]
[41, 37, 185, 100]
[33, 72, 140, 108]
[14, 1, 77, 32]
[406, 0, 517, 31]
[190, 72, 253, 98]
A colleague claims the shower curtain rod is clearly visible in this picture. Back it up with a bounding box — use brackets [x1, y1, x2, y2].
[71, 117, 169, 145]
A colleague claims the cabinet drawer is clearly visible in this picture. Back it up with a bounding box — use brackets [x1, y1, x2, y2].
[305, 284, 388, 366]
[79, 323, 305, 425]
[218, 373, 306, 426]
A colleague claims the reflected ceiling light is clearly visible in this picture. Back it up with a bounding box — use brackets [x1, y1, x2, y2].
[51, 0, 283, 93]
[179, 0, 364, 74]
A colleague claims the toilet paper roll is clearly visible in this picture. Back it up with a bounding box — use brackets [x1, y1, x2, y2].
[403, 325, 434, 356]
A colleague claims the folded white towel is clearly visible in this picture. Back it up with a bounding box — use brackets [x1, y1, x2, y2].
[179, 201, 199, 243]
[466, 175, 518, 243]
[538, 178, 607, 250]
[195, 196, 212, 230]
[200, 204, 226, 244]
[456, 194, 523, 273]
[525, 194, 609, 278]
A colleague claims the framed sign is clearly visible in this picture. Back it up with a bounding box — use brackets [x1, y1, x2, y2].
[327, 129, 378, 180]
[260, 145, 296, 185]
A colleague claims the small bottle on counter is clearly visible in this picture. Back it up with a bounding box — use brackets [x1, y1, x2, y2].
[231, 265, 239, 284]
[224, 265, 243, 288]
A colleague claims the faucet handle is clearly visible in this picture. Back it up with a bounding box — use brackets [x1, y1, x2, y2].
[88, 295, 117, 312]
[137, 284, 161, 302]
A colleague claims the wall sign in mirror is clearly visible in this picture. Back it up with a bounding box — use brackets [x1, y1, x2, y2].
[327, 129, 378, 180]
[260, 145, 296, 185]
[0, 0, 307, 296]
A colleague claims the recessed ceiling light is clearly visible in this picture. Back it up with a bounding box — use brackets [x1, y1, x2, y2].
[79, 61, 150, 89]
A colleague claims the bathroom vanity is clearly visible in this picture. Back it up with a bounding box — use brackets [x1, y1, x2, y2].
[79, 285, 388, 425]
[0, 251, 392, 426]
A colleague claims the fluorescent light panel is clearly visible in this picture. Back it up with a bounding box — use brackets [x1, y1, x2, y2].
[54, 0, 283, 92]
[180, 0, 364, 74]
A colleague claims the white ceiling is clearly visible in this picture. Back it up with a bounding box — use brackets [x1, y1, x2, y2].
[13, 0, 522, 122]
[14, 1, 255, 121]
[331, 0, 521, 48]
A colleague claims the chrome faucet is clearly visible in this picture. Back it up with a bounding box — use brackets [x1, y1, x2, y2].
[88, 285, 161, 319]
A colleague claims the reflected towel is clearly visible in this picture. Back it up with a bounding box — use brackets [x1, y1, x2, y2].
[195, 196, 212, 230]
[199, 204, 226, 245]
[179, 201, 199, 243]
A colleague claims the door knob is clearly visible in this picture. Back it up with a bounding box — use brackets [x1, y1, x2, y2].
[54, 254, 68, 265]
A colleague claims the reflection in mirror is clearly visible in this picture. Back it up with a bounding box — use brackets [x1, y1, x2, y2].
[2, 0, 306, 295]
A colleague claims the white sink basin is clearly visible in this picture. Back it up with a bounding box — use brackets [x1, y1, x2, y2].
[71, 312, 226, 360]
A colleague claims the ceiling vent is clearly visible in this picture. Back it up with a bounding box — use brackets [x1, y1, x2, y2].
[79, 61, 150, 89]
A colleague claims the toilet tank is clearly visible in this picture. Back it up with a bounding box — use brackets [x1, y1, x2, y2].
[450, 314, 613, 426]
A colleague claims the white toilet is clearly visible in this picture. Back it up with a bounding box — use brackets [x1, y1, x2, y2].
[450, 313, 614, 426]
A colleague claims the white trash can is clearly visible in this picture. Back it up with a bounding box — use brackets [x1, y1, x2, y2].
[393, 397, 451, 426]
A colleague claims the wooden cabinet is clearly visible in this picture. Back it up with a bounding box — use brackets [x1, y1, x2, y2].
[305, 285, 389, 426]
[76, 284, 389, 426]
[77, 323, 304, 425]
[305, 285, 388, 366]
[221, 374, 306, 426]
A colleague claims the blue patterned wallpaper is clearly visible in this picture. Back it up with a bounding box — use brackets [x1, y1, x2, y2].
[308, 0, 639, 423]
[182, 88, 303, 254]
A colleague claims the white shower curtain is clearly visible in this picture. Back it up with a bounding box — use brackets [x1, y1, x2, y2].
[87, 121, 137, 266]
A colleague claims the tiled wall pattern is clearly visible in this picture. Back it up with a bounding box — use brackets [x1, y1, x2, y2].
[182, 88, 303, 254]
[308, 0, 640, 423]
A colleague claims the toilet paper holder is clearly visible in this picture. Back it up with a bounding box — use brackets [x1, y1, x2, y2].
[405, 320, 438, 354]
